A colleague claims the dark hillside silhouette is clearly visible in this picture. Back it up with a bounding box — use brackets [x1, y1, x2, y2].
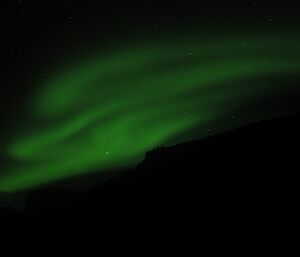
[1, 114, 299, 221]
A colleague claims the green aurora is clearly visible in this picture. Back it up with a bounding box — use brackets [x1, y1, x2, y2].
[1, 33, 300, 192]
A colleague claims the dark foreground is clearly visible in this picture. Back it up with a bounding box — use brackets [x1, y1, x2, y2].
[0, 114, 299, 223]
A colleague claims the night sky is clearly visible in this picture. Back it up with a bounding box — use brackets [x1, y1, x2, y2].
[1, 1, 300, 193]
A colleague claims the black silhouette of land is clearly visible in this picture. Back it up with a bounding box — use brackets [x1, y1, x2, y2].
[0, 114, 299, 219]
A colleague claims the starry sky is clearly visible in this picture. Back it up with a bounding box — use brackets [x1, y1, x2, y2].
[0, 0, 300, 193]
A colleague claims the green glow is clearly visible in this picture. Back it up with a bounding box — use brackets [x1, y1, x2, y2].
[1, 33, 300, 192]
